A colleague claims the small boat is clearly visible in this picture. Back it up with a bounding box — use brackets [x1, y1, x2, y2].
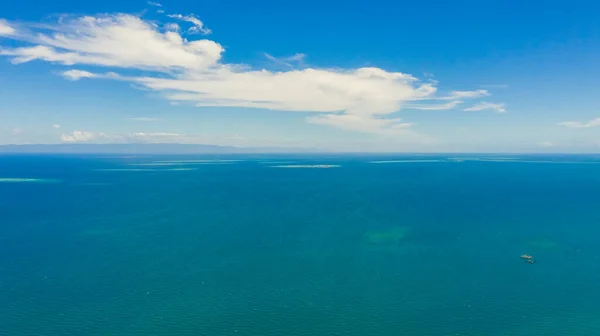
[520, 254, 536, 264]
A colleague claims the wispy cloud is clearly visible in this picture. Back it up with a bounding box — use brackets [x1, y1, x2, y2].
[57, 130, 306, 148]
[441, 90, 489, 100]
[62, 70, 97, 81]
[464, 102, 506, 113]
[537, 141, 553, 148]
[406, 100, 463, 110]
[0, 12, 505, 136]
[557, 117, 600, 128]
[166, 14, 212, 35]
[53, 124, 61, 129]
[264, 52, 306, 68]
[62, 70, 119, 81]
[0, 19, 15, 36]
[60, 131, 183, 143]
[147, 1, 162, 7]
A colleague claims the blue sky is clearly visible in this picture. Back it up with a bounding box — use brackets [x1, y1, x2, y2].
[1, 0, 600, 152]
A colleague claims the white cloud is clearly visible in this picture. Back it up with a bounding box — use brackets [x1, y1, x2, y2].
[60, 131, 96, 142]
[264, 52, 306, 67]
[442, 90, 489, 100]
[0, 19, 15, 36]
[62, 69, 96, 80]
[53, 131, 317, 148]
[464, 102, 506, 113]
[126, 117, 159, 121]
[537, 142, 553, 148]
[0, 12, 505, 135]
[136, 67, 434, 118]
[53, 124, 61, 129]
[60, 130, 187, 143]
[406, 100, 463, 110]
[285, 53, 306, 62]
[557, 117, 600, 128]
[12, 128, 22, 135]
[164, 23, 180, 32]
[0, 15, 223, 70]
[147, 1, 162, 7]
[167, 14, 212, 35]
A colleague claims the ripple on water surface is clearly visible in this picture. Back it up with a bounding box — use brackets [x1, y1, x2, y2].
[369, 160, 445, 164]
[95, 168, 198, 172]
[0, 178, 60, 183]
[270, 165, 341, 168]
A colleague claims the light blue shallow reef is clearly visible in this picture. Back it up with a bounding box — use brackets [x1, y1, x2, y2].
[1, 154, 600, 335]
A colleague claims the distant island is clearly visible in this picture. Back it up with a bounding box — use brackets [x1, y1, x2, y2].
[0, 144, 321, 154]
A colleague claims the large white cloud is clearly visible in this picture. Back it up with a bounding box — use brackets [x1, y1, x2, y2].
[135, 67, 436, 116]
[0, 12, 502, 136]
[1, 15, 223, 70]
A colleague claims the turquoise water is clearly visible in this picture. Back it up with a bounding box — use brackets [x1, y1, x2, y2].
[2, 154, 600, 335]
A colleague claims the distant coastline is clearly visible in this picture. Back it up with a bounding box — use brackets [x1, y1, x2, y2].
[0, 143, 321, 154]
[1, 144, 599, 156]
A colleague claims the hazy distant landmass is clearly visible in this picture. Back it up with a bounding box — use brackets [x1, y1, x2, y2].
[0, 144, 321, 154]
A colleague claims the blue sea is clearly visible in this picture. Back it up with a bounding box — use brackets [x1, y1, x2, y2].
[2, 154, 600, 335]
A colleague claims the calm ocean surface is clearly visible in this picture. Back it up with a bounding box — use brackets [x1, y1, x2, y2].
[2, 154, 600, 335]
